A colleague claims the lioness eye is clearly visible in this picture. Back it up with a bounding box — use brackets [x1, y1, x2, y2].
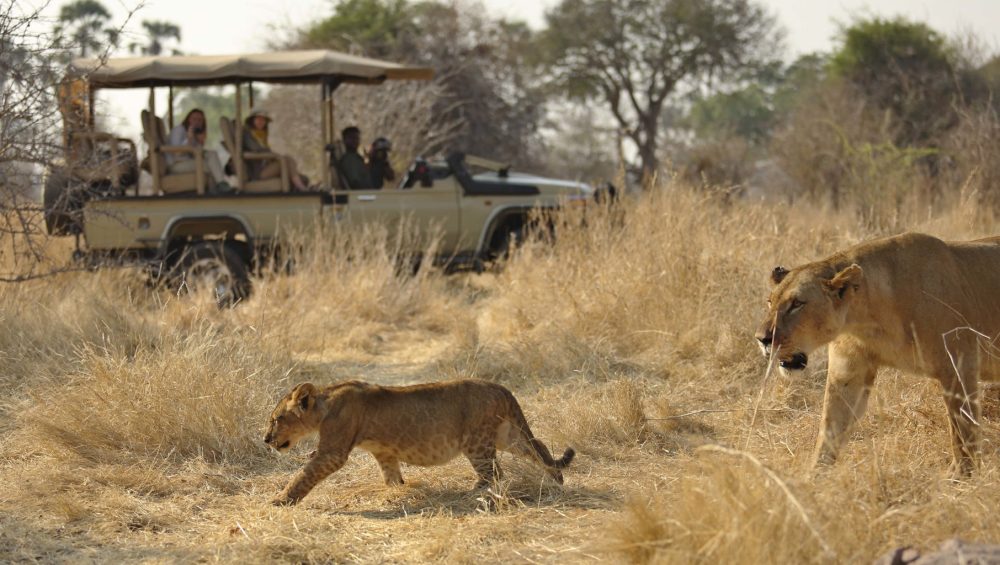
[788, 299, 805, 313]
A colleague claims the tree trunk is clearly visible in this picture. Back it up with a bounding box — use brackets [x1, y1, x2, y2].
[637, 115, 660, 189]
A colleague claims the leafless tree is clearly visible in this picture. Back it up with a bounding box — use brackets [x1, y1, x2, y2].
[0, 0, 132, 282]
[266, 75, 463, 183]
[540, 0, 781, 186]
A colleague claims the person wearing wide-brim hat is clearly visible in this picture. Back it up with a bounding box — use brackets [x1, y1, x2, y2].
[242, 106, 309, 191]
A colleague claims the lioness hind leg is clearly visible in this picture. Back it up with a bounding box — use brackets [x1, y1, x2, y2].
[813, 342, 877, 469]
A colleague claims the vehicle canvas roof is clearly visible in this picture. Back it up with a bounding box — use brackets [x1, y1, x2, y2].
[68, 49, 434, 89]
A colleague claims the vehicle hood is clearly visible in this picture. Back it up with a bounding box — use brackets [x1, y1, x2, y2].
[472, 171, 594, 195]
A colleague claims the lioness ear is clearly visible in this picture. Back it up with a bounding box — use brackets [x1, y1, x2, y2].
[824, 264, 863, 300]
[290, 383, 316, 413]
[771, 266, 789, 285]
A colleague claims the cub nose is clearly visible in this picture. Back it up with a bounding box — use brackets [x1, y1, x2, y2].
[263, 433, 272, 444]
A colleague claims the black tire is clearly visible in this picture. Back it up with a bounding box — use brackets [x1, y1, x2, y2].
[489, 224, 524, 263]
[172, 242, 251, 307]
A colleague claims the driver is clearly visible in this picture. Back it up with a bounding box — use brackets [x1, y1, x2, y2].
[367, 137, 395, 189]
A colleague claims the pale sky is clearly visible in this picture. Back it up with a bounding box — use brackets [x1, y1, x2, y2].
[24, 0, 1000, 141]
[29, 0, 1000, 58]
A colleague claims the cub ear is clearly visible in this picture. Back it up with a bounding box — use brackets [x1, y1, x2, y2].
[824, 264, 863, 299]
[290, 383, 316, 413]
[771, 266, 789, 285]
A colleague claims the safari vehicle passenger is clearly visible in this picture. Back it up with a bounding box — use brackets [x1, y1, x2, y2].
[337, 125, 370, 189]
[367, 136, 395, 189]
[242, 107, 308, 191]
[168, 108, 229, 193]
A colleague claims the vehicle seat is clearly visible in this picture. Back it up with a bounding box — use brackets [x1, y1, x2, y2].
[218, 116, 290, 194]
[140, 109, 206, 195]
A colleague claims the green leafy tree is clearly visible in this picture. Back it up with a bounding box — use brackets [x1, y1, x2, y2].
[829, 17, 959, 145]
[686, 54, 828, 146]
[539, 0, 781, 184]
[129, 19, 182, 56]
[55, 0, 119, 57]
[302, 0, 414, 57]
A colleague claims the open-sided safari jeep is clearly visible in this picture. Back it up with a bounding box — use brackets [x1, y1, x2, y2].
[44, 49, 597, 305]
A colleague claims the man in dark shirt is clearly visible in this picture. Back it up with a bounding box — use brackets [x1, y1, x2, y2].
[336, 126, 371, 189]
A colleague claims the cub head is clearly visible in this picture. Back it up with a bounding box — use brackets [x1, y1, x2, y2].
[754, 263, 863, 372]
[263, 382, 321, 453]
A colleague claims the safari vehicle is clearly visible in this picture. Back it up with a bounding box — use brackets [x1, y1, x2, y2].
[44, 50, 596, 303]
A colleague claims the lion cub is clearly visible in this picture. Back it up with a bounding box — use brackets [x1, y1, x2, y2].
[264, 379, 575, 505]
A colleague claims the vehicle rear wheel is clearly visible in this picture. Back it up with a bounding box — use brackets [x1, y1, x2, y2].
[173, 242, 251, 307]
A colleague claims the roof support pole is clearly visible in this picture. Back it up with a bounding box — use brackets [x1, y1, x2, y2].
[321, 81, 331, 188]
[167, 85, 174, 129]
[234, 83, 244, 189]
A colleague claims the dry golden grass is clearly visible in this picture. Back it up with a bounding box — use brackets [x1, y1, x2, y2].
[1, 181, 999, 563]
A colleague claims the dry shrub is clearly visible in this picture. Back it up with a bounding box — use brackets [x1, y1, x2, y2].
[233, 220, 470, 359]
[462, 186, 854, 384]
[612, 453, 836, 564]
[19, 330, 289, 467]
[939, 105, 1000, 205]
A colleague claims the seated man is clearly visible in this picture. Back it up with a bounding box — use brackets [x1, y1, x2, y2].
[168, 108, 230, 193]
[367, 137, 396, 189]
[336, 126, 372, 189]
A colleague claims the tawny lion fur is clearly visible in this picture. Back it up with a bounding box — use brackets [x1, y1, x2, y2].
[264, 379, 575, 505]
[755, 232, 1000, 476]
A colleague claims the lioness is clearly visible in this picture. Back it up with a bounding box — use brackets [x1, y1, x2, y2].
[754, 232, 1000, 476]
[264, 379, 575, 505]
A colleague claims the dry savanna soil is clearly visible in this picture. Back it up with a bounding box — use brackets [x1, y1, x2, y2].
[3, 186, 1000, 563]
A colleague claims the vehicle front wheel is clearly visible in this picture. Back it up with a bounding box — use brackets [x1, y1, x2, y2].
[172, 242, 251, 307]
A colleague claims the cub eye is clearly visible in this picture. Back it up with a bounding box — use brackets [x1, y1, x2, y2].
[787, 299, 805, 313]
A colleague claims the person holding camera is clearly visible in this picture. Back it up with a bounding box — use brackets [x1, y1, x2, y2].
[166, 108, 229, 193]
[367, 137, 395, 189]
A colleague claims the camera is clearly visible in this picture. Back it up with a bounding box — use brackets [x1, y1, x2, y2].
[192, 126, 205, 135]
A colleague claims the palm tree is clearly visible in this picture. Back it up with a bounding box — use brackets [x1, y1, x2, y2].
[55, 0, 119, 57]
[129, 20, 182, 56]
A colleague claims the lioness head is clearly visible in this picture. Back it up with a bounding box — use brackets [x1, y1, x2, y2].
[754, 263, 864, 371]
[264, 382, 320, 453]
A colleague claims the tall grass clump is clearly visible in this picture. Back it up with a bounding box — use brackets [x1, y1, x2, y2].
[231, 220, 472, 357]
[466, 184, 858, 383]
